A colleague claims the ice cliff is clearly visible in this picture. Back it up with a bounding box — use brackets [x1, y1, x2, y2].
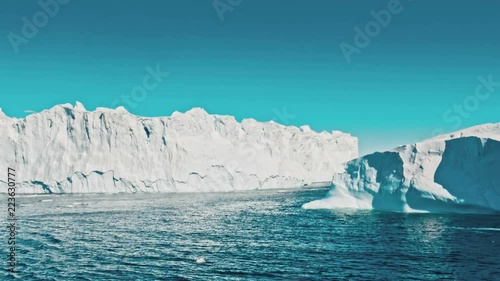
[303, 124, 500, 213]
[0, 103, 358, 193]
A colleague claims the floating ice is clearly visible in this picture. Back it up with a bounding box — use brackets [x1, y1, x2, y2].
[303, 124, 500, 213]
[195, 258, 206, 264]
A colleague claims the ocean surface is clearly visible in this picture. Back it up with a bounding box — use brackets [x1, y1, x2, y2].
[2, 189, 500, 280]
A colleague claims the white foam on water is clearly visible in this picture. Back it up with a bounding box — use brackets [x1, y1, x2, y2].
[470, 227, 500, 232]
[195, 258, 206, 264]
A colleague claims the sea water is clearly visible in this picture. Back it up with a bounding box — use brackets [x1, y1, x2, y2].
[2, 189, 500, 280]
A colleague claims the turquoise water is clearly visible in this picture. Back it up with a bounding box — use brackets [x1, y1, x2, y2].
[3, 189, 500, 280]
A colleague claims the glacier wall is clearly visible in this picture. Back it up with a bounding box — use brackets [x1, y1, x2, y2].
[303, 124, 500, 213]
[0, 103, 358, 193]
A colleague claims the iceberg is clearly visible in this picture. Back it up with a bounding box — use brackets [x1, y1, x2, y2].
[303, 124, 500, 213]
[0, 103, 358, 193]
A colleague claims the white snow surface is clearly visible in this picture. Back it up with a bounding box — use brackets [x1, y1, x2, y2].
[303, 124, 500, 213]
[0, 103, 358, 193]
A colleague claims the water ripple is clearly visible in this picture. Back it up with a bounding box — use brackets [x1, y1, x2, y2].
[1, 190, 499, 280]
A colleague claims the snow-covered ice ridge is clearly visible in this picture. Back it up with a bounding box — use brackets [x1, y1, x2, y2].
[304, 124, 500, 213]
[0, 102, 358, 193]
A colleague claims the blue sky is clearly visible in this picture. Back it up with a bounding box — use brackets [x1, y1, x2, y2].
[1, 0, 499, 155]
